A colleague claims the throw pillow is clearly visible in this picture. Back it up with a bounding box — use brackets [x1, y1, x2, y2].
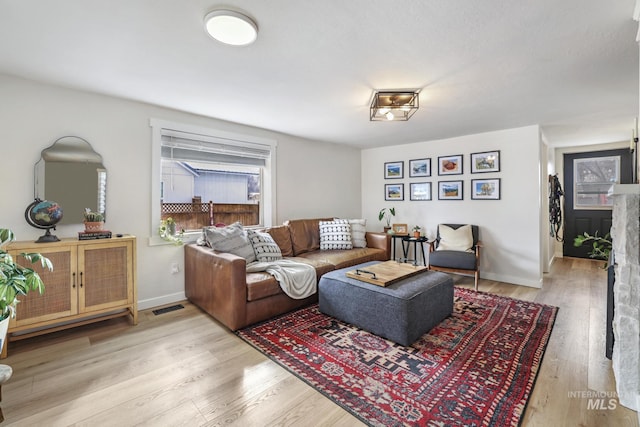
[247, 229, 283, 262]
[203, 222, 256, 262]
[341, 218, 367, 248]
[319, 219, 353, 250]
[436, 224, 474, 252]
[266, 225, 294, 257]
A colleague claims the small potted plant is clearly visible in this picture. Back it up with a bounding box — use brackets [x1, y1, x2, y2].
[0, 228, 50, 344]
[412, 225, 422, 238]
[83, 208, 105, 232]
[378, 207, 396, 233]
[159, 217, 184, 245]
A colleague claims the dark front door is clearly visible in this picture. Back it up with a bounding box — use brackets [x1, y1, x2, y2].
[563, 149, 632, 258]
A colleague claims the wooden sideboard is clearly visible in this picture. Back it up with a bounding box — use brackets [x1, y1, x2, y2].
[3, 235, 137, 358]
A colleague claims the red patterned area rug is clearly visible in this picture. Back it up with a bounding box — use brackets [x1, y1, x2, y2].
[237, 288, 558, 427]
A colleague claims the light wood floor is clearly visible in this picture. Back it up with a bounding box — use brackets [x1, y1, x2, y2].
[1, 257, 638, 426]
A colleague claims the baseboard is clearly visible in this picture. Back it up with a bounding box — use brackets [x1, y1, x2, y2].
[480, 272, 543, 288]
[138, 292, 187, 311]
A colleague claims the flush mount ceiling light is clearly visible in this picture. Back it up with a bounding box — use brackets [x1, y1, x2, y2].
[370, 91, 419, 121]
[204, 10, 258, 46]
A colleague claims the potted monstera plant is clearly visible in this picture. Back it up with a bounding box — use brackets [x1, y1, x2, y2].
[0, 228, 50, 343]
[378, 207, 396, 233]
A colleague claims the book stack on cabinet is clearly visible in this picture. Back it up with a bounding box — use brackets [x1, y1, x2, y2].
[78, 230, 112, 240]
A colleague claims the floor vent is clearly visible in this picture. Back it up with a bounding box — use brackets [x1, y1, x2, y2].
[152, 304, 185, 315]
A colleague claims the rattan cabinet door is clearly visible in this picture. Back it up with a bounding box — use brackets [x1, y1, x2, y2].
[10, 245, 78, 326]
[78, 240, 133, 313]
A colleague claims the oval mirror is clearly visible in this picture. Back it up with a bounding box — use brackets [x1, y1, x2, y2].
[34, 136, 107, 224]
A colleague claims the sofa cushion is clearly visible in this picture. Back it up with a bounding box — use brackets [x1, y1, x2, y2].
[297, 247, 387, 270]
[246, 257, 333, 302]
[319, 219, 353, 250]
[266, 225, 294, 257]
[437, 224, 473, 252]
[285, 218, 332, 256]
[204, 222, 256, 262]
[247, 229, 283, 262]
[247, 272, 281, 301]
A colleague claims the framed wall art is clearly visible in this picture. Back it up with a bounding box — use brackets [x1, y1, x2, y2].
[410, 182, 432, 201]
[471, 150, 500, 173]
[385, 183, 404, 201]
[437, 155, 463, 175]
[392, 223, 408, 234]
[471, 178, 501, 200]
[384, 161, 404, 179]
[409, 158, 431, 177]
[438, 180, 463, 200]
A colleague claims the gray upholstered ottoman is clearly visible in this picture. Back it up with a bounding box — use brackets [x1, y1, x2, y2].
[319, 261, 454, 346]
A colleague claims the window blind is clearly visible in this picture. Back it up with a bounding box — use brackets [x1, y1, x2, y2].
[160, 129, 271, 166]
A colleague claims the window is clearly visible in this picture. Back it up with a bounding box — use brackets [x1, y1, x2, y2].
[573, 156, 619, 210]
[150, 119, 276, 244]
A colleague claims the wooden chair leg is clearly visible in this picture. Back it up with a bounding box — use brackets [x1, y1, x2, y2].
[474, 271, 479, 291]
[0, 384, 4, 423]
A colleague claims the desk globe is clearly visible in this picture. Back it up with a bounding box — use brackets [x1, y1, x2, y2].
[25, 198, 63, 243]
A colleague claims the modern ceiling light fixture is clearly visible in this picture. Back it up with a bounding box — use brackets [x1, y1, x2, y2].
[370, 91, 419, 121]
[204, 10, 258, 46]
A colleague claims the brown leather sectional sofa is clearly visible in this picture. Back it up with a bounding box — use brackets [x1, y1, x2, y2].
[184, 218, 390, 330]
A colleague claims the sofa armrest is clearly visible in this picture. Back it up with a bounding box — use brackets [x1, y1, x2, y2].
[365, 232, 391, 259]
[184, 244, 248, 330]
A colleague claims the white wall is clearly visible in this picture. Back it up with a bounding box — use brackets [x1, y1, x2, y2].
[542, 132, 556, 272]
[0, 74, 362, 309]
[361, 126, 544, 287]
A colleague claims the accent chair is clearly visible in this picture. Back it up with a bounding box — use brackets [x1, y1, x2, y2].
[428, 224, 481, 290]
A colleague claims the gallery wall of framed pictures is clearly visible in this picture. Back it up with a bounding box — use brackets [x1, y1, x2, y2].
[383, 150, 502, 201]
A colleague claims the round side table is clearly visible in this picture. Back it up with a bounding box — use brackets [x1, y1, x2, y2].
[401, 236, 429, 266]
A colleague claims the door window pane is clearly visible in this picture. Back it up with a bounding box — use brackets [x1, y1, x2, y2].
[573, 156, 620, 210]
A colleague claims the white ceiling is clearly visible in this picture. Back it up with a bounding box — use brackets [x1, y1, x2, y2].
[1, 1, 638, 148]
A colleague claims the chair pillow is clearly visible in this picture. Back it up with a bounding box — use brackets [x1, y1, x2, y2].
[247, 229, 283, 262]
[437, 224, 474, 253]
[319, 219, 353, 250]
[203, 222, 256, 263]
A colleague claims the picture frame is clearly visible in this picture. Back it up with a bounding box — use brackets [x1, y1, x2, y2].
[409, 158, 431, 177]
[437, 155, 463, 175]
[410, 182, 432, 201]
[471, 150, 501, 173]
[385, 183, 404, 201]
[438, 180, 463, 200]
[471, 178, 501, 200]
[384, 161, 404, 179]
[392, 223, 408, 235]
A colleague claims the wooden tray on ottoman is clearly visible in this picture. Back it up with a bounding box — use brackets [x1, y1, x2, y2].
[345, 260, 427, 287]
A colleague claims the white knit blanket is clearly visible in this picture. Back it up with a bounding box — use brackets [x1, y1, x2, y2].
[246, 259, 317, 299]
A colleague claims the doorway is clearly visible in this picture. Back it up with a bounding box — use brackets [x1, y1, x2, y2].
[563, 149, 632, 258]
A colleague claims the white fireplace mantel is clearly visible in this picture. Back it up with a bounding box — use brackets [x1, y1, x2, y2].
[609, 184, 640, 412]
[611, 184, 640, 195]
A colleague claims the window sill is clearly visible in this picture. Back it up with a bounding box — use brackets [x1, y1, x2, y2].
[148, 232, 200, 247]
